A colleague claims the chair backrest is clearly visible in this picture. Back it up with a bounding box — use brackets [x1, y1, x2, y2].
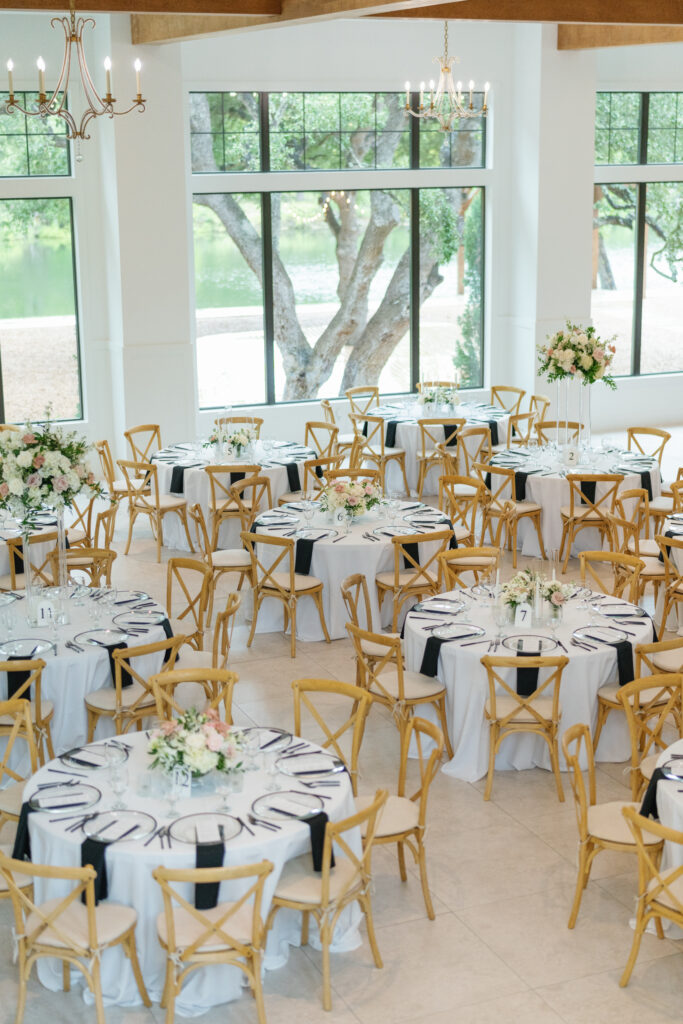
[319, 790, 388, 908]
[66, 495, 96, 547]
[457, 426, 492, 476]
[189, 502, 213, 562]
[110, 635, 186, 722]
[604, 509, 638, 557]
[562, 722, 596, 844]
[434, 441, 458, 477]
[389, 530, 452, 594]
[491, 385, 525, 414]
[305, 421, 339, 459]
[349, 414, 388, 458]
[345, 386, 379, 417]
[417, 380, 457, 393]
[209, 592, 242, 669]
[324, 468, 381, 487]
[671, 480, 683, 514]
[152, 859, 274, 966]
[506, 411, 536, 447]
[438, 475, 482, 543]
[536, 420, 581, 444]
[656, 534, 683, 592]
[205, 465, 261, 515]
[635, 637, 683, 678]
[417, 418, 465, 458]
[529, 393, 550, 421]
[117, 459, 160, 509]
[291, 678, 373, 795]
[215, 416, 263, 438]
[341, 573, 373, 631]
[565, 473, 623, 523]
[622, 806, 683, 922]
[0, 852, 100, 957]
[5, 531, 58, 588]
[437, 546, 500, 590]
[627, 426, 671, 466]
[579, 550, 643, 602]
[618, 674, 683, 781]
[229, 475, 273, 528]
[0, 660, 46, 714]
[346, 621, 405, 699]
[124, 424, 162, 464]
[149, 667, 240, 723]
[474, 462, 514, 516]
[615, 488, 650, 550]
[399, 717, 444, 831]
[300, 456, 343, 495]
[481, 654, 568, 730]
[93, 504, 117, 549]
[0, 698, 38, 786]
[320, 399, 336, 425]
[240, 531, 295, 598]
[166, 557, 212, 646]
[49, 547, 117, 587]
[95, 439, 116, 490]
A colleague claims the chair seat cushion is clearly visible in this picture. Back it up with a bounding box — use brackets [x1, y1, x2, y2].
[0, 781, 24, 817]
[371, 668, 445, 701]
[0, 700, 53, 725]
[209, 498, 252, 511]
[177, 648, 215, 670]
[278, 492, 302, 505]
[135, 494, 186, 511]
[453, 525, 471, 543]
[0, 573, 26, 590]
[447, 484, 478, 497]
[263, 572, 322, 593]
[212, 548, 251, 568]
[587, 801, 660, 845]
[485, 695, 559, 723]
[446, 556, 496, 568]
[639, 556, 667, 576]
[375, 571, 437, 588]
[356, 793, 419, 837]
[366, 447, 406, 458]
[650, 496, 674, 513]
[0, 844, 31, 891]
[168, 617, 197, 641]
[65, 529, 88, 546]
[648, 871, 683, 910]
[560, 506, 604, 520]
[627, 539, 660, 558]
[361, 633, 402, 658]
[156, 901, 253, 951]
[651, 648, 683, 673]
[84, 683, 152, 712]
[599, 678, 681, 707]
[273, 853, 357, 905]
[640, 753, 658, 781]
[26, 897, 137, 949]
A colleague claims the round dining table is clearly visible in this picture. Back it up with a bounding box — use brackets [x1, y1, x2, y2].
[24, 730, 359, 1015]
[151, 440, 317, 552]
[253, 499, 458, 641]
[487, 443, 662, 559]
[655, 513, 683, 635]
[402, 586, 655, 780]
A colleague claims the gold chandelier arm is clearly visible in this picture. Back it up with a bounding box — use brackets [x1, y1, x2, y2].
[43, 16, 71, 116]
[74, 17, 108, 116]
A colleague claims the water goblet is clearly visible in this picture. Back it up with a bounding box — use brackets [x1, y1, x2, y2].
[245, 732, 260, 771]
[216, 772, 233, 812]
[264, 752, 280, 791]
[493, 599, 509, 641]
[109, 764, 129, 811]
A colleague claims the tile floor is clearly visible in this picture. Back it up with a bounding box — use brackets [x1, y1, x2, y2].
[3, 443, 683, 1024]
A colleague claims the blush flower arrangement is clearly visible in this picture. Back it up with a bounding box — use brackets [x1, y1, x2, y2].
[537, 321, 617, 389]
[319, 478, 381, 517]
[501, 569, 572, 609]
[147, 707, 246, 777]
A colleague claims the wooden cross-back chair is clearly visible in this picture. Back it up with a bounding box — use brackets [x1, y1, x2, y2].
[416, 418, 465, 497]
[149, 667, 240, 724]
[204, 464, 261, 549]
[345, 385, 379, 417]
[177, 592, 242, 673]
[240, 531, 330, 658]
[620, 807, 680, 987]
[627, 426, 671, 466]
[617, 674, 683, 800]
[356, 716, 444, 921]
[340, 572, 401, 683]
[536, 420, 581, 444]
[324, 467, 381, 487]
[84, 634, 186, 741]
[656, 533, 683, 636]
[166, 557, 212, 651]
[579, 550, 643, 604]
[481, 654, 568, 802]
[124, 423, 162, 465]
[437, 545, 500, 591]
[95, 440, 139, 531]
[277, 455, 343, 505]
[215, 415, 264, 438]
[615, 487, 656, 557]
[490, 385, 525, 415]
[473, 461, 545, 568]
[559, 473, 623, 573]
[0, 700, 38, 838]
[349, 413, 410, 493]
[0, 851, 150, 1024]
[49, 546, 117, 588]
[346, 622, 453, 758]
[319, 399, 356, 454]
[650, 479, 683, 536]
[529, 393, 550, 422]
[229, 474, 272, 529]
[118, 459, 194, 563]
[434, 440, 458, 477]
[376, 529, 452, 631]
[0, 660, 53, 765]
[92, 503, 117, 549]
[438, 475, 482, 547]
[304, 420, 339, 459]
[264, 790, 388, 1012]
[604, 509, 665, 605]
[291, 678, 372, 795]
[188, 503, 252, 623]
[457, 426, 492, 476]
[506, 411, 536, 447]
[417, 379, 457, 392]
[153, 859, 273, 1024]
[0, 530, 58, 591]
[561, 724, 662, 931]
[65, 495, 96, 548]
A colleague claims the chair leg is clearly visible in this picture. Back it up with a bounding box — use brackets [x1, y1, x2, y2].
[301, 910, 310, 945]
[44, 724, 55, 762]
[125, 931, 152, 1006]
[251, 951, 267, 1024]
[416, 838, 436, 920]
[484, 723, 498, 801]
[620, 903, 648, 986]
[62, 960, 70, 992]
[313, 589, 331, 643]
[320, 921, 332, 1011]
[534, 513, 547, 559]
[246, 593, 260, 649]
[124, 508, 136, 555]
[548, 735, 564, 802]
[511, 517, 518, 569]
[568, 841, 591, 928]
[155, 512, 162, 563]
[15, 957, 28, 1024]
[289, 598, 297, 658]
[91, 960, 107, 1024]
[398, 455, 411, 497]
[435, 695, 454, 760]
[561, 523, 573, 574]
[360, 892, 383, 969]
[593, 700, 611, 753]
[397, 841, 407, 881]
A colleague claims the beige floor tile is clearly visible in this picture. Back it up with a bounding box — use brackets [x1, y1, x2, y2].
[537, 957, 683, 1023]
[405, 990, 565, 1024]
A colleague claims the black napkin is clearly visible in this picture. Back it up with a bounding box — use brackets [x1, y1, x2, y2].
[420, 636, 448, 677]
[658, 529, 677, 564]
[484, 472, 491, 491]
[170, 466, 186, 495]
[516, 652, 539, 697]
[229, 471, 245, 485]
[385, 421, 398, 449]
[160, 618, 174, 664]
[307, 811, 334, 872]
[103, 642, 133, 689]
[580, 481, 596, 505]
[614, 639, 635, 686]
[402, 542, 420, 570]
[12, 802, 35, 861]
[7, 654, 32, 700]
[427, 516, 459, 550]
[514, 471, 528, 501]
[444, 425, 458, 448]
[639, 767, 667, 820]
[195, 840, 225, 910]
[487, 420, 499, 447]
[639, 470, 653, 502]
[11, 541, 23, 578]
[81, 838, 108, 904]
[294, 534, 326, 575]
[285, 463, 302, 492]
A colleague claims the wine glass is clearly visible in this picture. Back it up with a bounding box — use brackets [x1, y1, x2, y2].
[245, 732, 260, 771]
[264, 752, 280, 792]
[493, 598, 509, 642]
[301, 495, 316, 536]
[109, 764, 128, 811]
[216, 772, 233, 811]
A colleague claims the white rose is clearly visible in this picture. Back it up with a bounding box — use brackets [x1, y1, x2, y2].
[16, 451, 32, 468]
[596, 365, 605, 379]
[580, 354, 592, 370]
[8, 477, 24, 496]
[185, 731, 205, 751]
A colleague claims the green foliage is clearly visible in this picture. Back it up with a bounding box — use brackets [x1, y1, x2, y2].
[0, 92, 69, 177]
[420, 189, 460, 264]
[454, 190, 483, 387]
[0, 196, 72, 241]
[594, 92, 641, 165]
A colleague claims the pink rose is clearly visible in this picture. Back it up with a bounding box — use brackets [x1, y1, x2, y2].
[334, 483, 344, 493]
[594, 347, 604, 361]
[203, 726, 223, 752]
[347, 496, 359, 506]
[160, 721, 177, 736]
[22, 432, 35, 444]
[547, 349, 553, 357]
[0, 483, 8, 498]
[33, 454, 44, 469]
[570, 365, 577, 374]
[26, 473, 40, 488]
[87, 472, 95, 485]
[214, 720, 229, 736]
[53, 475, 69, 493]
[551, 591, 564, 606]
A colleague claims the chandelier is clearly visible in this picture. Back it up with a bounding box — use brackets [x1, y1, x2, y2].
[404, 21, 488, 131]
[4, 1, 145, 159]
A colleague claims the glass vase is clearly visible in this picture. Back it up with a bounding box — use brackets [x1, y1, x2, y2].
[22, 528, 37, 626]
[55, 505, 68, 589]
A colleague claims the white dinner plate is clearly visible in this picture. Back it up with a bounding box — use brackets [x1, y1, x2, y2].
[73, 628, 130, 647]
[0, 637, 55, 659]
[83, 809, 156, 843]
[169, 812, 241, 845]
[432, 623, 485, 641]
[30, 782, 101, 814]
[111, 590, 150, 605]
[414, 599, 465, 615]
[573, 625, 628, 645]
[242, 726, 292, 753]
[251, 790, 324, 822]
[501, 634, 558, 654]
[275, 751, 345, 780]
[60, 742, 128, 770]
[373, 525, 415, 537]
[113, 610, 167, 628]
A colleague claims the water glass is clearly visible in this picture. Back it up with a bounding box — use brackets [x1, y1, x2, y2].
[264, 752, 280, 791]
[109, 764, 129, 811]
[216, 773, 232, 811]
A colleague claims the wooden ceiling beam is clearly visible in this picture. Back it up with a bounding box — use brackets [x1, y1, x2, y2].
[0, 0, 281, 10]
[558, 24, 683, 48]
[375, 0, 683, 24]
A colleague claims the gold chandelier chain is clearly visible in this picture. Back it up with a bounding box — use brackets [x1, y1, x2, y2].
[443, 21, 448, 63]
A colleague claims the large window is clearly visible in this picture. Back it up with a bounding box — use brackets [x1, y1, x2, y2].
[0, 93, 70, 177]
[0, 197, 82, 421]
[593, 92, 683, 377]
[191, 91, 486, 407]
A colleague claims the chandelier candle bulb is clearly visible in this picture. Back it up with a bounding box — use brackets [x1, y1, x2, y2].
[134, 58, 141, 98]
[6, 59, 13, 98]
[469, 80, 474, 108]
[104, 56, 111, 99]
[405, 80, 410, 107]
[429, 79, 435, 107]
[419, 81, 425, 109]
[484, 81, 490, 108]
[36, 56, 45, 97]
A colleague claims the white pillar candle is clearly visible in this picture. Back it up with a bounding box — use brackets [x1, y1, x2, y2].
[7, 59, 14, 97]
[134, 58, 141, 97]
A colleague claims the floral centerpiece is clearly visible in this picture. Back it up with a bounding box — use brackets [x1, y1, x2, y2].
[537, 321, 617, 389]
[421, 385, 459, 406]
[148, 707, 246, 778]
[319, 478, 381, 517]
[501, 569, 572, 610]
[226, 426, 256, 457]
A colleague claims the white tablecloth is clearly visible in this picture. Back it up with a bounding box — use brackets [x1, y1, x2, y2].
[403, 588, 655, 780]
[25, 732, 359, 1015]
[655, 516, 683, 635]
